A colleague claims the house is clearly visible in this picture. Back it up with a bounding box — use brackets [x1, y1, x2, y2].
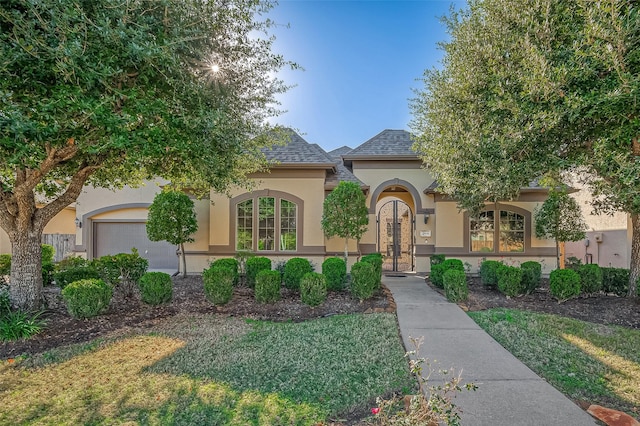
[1, 129, 566, 274]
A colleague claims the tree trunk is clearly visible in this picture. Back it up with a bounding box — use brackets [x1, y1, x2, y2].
[344, 238, 349, 264]
[9, 230, 43, 311]
[180, 242, 187, 278]
[555, 238, 560, 269]
[628, 213, 640, 298]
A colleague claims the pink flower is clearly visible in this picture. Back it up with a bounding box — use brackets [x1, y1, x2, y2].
[371, 407, 380, 415]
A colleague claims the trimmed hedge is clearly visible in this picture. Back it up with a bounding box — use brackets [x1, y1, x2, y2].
[601, 267, 630, 296]
[54, 266, 100, 289]
[350, 261, 377, 301]
[61, 278, 112, 319]
[578, 264, 603, 294]
[255, 270, 281, 304]
[322, 257, 347, 291]
[203, 266, 234, 305]
[210, 258, 239, 286]
[245, 257, 272, 288]
[283, 257, 313, 291]
[496, 265, 524, 297]
[138, 272, 173, 305]
[431, 259, 464, 288]
[361, 253, 383, 289]
[430, 254, 446, 266]
[92, 249, 148, 297]
[300, 272, 327, 307]
[479, 260, 501, 288]
[550, 269, 581, 302]
[443, 269, 468, 302]
[520, 261, 542, 294]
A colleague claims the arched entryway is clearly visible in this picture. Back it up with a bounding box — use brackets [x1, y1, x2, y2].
[377, 198, 414, 272]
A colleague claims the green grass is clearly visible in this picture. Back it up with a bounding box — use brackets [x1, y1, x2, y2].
[0, 312, 414, 425]
[469, 308, 640, 418]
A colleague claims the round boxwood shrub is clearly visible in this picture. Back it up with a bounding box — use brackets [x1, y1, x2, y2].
[430, 259, 464, 288]
[245, 257, 272, 288]
[601, 267, 630, 296]
[550, 269, 581, 302]
[322, 257, 347, 291]
[210, 258, 239, 286]
[283, 257, 313, 291]
[300, 272, 327, 307]
[54, 266, 100, 289]
[350, 261, 377, 301]
[480, 260, 501, 288]
[520, 261, 542, 294]
[361, 253, 383, 289]
[496, 265, 524, 297]
[203, 266, 234, 305]
[61, 278, 112, 319]
[255, 270, 281, 304]
[578, 264, 603, 294]
[138, 272, 173, 305]
[443, 269, 468, 302]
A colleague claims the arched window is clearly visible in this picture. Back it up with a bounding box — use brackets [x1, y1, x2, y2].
[234, 194, 298, 252]
[470, 208, 525, 253]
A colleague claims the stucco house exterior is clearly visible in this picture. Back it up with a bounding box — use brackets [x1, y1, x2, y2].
[1, 129, 565, 274]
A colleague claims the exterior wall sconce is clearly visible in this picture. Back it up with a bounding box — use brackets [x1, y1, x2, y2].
[75, 217, 82, 228]
[423, 213, 430, 224]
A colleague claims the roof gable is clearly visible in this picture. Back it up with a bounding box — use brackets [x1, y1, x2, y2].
[262, 130, 335, 169]
[344, 129, 418, 159]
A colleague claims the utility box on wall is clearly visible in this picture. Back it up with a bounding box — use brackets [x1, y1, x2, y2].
[594, 233, 603, 243]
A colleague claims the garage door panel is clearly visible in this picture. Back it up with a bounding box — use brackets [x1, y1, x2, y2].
[94, 222, 177, 270]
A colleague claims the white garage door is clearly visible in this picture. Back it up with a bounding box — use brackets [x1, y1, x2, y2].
[93, 222, 177, 270]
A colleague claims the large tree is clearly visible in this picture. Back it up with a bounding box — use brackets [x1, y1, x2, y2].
[411, 0, 640, 296]
[0, 0, 294, 309]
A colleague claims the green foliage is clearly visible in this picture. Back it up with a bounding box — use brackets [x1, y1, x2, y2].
[443, 269, 468, 302]
[300, 272, 327, 307]
[480, 260, 501, 288]
[203, 267, 234, 305]
[431, 259, 464, 289]
[138, 272, 173, 305]
[601, 267, 631, 296]
[254, 270, 281, 304]
[93, 249, 148, 297]
[245, 257, 272, 289]
[550, 269, 581, 302]
[41, 244, 55, 264]
[350, 262, 378, 301]
[0, 310, 46, 341]
[0, 254, 10, 285]
[53, 266, 100, 290]
[61, 279, 113, 319]
[210, 258, 240, 286]
[41, 244, 56, 286]
[565, 256, 583, 271]
[56, 256, 88, 271]
[322, 257, 347, 291]
[283, 258, 313, 291]
[578, 264, 603, 295]
[496, 265, 524, 297]
[321, 182, 369, 260]
[0, 288, 10, 317]
[361, 253, 383, 289]
[520, 261, 542, 294]
[430, 254, 446, 266]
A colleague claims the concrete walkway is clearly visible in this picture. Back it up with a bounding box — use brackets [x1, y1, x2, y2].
[384, 275, 597, 426]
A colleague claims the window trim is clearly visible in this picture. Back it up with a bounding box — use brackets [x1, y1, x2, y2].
[466, 204, 530, 254]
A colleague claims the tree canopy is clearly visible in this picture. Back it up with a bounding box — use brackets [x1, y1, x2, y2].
[411, 0, 640, 296]
[0, 0, 294, 309]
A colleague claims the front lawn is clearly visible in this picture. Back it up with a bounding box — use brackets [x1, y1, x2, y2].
[469, 308, 640, 418]
[0, 312, 414, 425]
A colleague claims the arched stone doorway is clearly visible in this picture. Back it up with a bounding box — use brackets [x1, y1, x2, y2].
[377, 198, 414, 272]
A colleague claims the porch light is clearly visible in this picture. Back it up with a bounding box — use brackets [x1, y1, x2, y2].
[423, 213, 430, 224]
[75, 217, 82, 228]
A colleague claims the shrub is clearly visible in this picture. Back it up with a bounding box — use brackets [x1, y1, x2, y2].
[430, 254, 446, 266]
[255, 270, 281, 304]
[479, 260, 501, 288]
[520, 261, 542, 294]
[0, 254, 11, 285]
[322, 257, 347, 291]
[283, 257, 313, 291]
[578, 264, 603, 294]
[550, 269, 581, 302]
[350, 261, 377, 301]
[0, 310, 46, 341]
[565, 256, 583, 271]
[431, 259, 464, 288]
[210, 258, 239, 286]
[53, 266, 100, 289]
[138, 272, 173, 305]
[601, 267, 630, 296]
[361, 253, 383, 288]
[245, 257, 271, 288]
[300, 272, 327, 307]
[443, 269, 468, 302]
[93, 249, 148, 297]
[203, 266, 234, 305]
[41, 244, 55, 286]
[62, 279, 112, 319]
[496, 265, 524, 297]
[56, 256, 88, 271]
[0, 288, 11, 318]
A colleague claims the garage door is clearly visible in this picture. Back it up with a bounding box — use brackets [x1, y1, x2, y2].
[93, 222, 177, 270]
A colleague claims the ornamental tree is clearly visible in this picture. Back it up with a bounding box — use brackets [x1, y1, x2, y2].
[321, 181, 369, 262]
[411, 0, 640, 296]
[534, 190, 587, 269]
[146, 191, 198, 278]
[0, 0, 293, 309]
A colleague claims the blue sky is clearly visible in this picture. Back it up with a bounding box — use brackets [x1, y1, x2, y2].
[266, 0, 465, 152]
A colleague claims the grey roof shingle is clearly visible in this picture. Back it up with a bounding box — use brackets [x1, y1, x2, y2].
[328, 146, 353, 158]
[344, 129, 418, 159]
[262, 130, 336, 168]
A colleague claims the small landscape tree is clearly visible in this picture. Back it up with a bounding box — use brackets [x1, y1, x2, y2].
[321, 181, 369, 262]
[146, 191, 198, 278]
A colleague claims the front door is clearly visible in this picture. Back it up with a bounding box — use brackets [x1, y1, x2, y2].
[378, 200, 414, 272]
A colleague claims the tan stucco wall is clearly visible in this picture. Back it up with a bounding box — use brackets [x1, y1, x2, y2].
[435, 202, 463, 248]
[1, 206, 76, 254]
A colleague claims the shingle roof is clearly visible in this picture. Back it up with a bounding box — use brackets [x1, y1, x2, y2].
[328, 146, 353, 158]
[262, 130, 336, 169]
[343, 130, 418, 159]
